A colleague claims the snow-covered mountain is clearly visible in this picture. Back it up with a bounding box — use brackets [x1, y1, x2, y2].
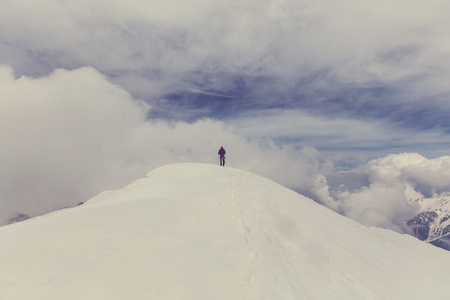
[1, 163, 450, 300]
[409, 197, 450, 250]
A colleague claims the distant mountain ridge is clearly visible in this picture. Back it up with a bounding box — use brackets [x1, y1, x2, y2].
[408, 196, 450, 250]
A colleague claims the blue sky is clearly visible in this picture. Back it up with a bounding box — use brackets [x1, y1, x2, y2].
[2, 0, 450, 228]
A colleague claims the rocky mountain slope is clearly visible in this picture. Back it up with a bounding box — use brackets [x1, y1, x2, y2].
[408, 197, 450, 250]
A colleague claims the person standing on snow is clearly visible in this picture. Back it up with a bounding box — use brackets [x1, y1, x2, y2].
[218, 146, 226, 166]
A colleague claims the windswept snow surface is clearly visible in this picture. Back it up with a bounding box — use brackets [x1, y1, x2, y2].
[1, 163, 450, 299]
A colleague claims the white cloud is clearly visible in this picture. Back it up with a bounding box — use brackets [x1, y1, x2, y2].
[2, 65, 450, 234]
[365, 153, 450, 196]
[337, 181, 417, 232]
[315, 153, 450, 233]
[2, 0, 450, 102]
[0, 66, 151, 222]
[0, 65, 328, 225]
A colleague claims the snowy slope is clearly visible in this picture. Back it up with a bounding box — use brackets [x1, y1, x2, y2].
[1, 163, 450, 300]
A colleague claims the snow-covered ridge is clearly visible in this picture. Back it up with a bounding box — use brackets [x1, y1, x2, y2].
[1, 163, 450, 300]
[409, 196, 450, 247]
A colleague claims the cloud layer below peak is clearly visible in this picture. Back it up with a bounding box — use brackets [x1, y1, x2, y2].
[2, 1, 450, 234]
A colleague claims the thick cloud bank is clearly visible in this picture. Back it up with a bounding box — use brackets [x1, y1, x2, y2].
[0, 66, 328, 225]
[316, 153, 450, 232]
[2, 64, 450, 236]
[0, 66, 149, 223]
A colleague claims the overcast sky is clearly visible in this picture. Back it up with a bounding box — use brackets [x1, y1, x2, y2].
[2, 0, 450, 230]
